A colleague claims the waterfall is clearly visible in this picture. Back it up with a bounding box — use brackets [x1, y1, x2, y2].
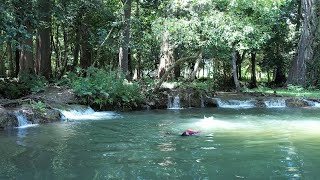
[14, 112, 38, 128]
[304, 100, 320, 107]
[264, 99, 286, 108]
[215, 98, 256, 108]
[168, 95, 182, 109]
[60, 106, 120, 120]
[312, 102, 320, 107]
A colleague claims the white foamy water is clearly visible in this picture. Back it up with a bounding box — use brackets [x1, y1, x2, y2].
[17, 124, 39, 129]
[264, 99, 286, 108]
[304, 100, 320, 107]
[14, 112, 39, 128]
[192, 116, 320, 137]
[215, 98, 256, 108]
[60, 106, 120, 120]
[168, 95, 183, 109]
[194, 116, 254, 130]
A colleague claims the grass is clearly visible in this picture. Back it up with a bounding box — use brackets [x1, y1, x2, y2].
[244, 87, 320, 99]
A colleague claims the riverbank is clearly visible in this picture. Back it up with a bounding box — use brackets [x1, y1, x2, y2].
[1, 85, 320, 129]
[0, 86, 77, 129]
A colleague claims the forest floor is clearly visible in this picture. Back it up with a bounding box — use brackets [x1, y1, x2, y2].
[36, 86, 78, 105]
[0, 86, 77, 108]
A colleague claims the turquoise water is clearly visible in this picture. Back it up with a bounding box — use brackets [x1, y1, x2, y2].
[1, 108, 320, 179]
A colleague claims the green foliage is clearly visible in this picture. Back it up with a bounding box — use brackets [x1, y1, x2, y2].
[0, 75, 47, 99]
[287, 84, 304, 92]
[0, 80, 28, 99]
[19, 74, 47, 94]
[30, 100, 47, 113]
[71, 67, 144, 109]
[0, 0, 308, 94]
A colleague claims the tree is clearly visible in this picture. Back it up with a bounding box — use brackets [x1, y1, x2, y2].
[36, 0, 52, 79]
[232, 47, 241, 91]
[287, 0, 319, 86]
[157, 31, 175, 79]
[119, 0, 132, 77]
[16, 0, 35, 77]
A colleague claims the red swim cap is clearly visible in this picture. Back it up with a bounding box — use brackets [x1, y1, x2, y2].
[186, 129, 195, 133]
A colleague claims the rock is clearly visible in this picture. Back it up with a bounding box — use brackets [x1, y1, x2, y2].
[36, 86, 78, 106]
[204, 97, 218, 107]
[255, 98, 267, 108]
[285, 99, 309, 107]
[0, 107, 18, 129]
[18, 104, 61, 124]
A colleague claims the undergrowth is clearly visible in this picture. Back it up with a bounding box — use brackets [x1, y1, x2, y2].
[70, 67, 145, 110]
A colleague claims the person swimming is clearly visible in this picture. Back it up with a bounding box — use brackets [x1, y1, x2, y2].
[181, 129, 200, 136]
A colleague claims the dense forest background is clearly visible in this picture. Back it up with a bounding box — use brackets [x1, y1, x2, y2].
[0, 0, 319, 108]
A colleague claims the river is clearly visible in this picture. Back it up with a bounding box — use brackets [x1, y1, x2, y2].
[1, 107, 320, 179]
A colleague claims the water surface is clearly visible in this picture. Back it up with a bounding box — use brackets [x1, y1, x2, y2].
[1, 108, 320, 179]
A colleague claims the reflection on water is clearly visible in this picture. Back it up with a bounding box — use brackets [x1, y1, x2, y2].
[16, 128, 27, 146]
[1, 108, 320, 179]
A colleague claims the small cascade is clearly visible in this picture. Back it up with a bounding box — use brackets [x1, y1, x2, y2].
[167, 95, 182, 109]
[14, 112, 38, 128]
[215, 98, 256, 108]
[304, 100, 320, 107]
[60, 106, 120, 121]
[264, 99, 286, 108]
[313, 102, 320, 107]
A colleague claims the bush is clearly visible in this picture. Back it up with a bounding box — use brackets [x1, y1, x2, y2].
[0, 74, 47, 99]
[71, 67, 144, 110]
[19, 74, 47, 93]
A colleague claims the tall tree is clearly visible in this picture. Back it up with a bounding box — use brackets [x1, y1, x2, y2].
[80, 20, 91, 69]
[16, 0, 34, 77]
[119, 0, 132, 77]
[157, 31, 174, 79]
[287, 0, 319, 86]
[250, 52, 257, 88]
[232, 47, 241, 91]
[36, 0, 52, 79]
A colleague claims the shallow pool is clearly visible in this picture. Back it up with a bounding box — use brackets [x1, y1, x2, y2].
[1, 108, 320, 179]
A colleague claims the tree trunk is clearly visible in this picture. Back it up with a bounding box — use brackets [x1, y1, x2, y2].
[128, 48, 133, 79]
[17, 0, 34, 77]
[0, 49, 5, 77]
[52, 27, 60, 76]
[15, 47, 19, 77]
[80, 23, 91, 69]
[72, 26, 80, 71]
[132, 0, 141, 80]
[287, 0, 318, 86]
[35, 36, 40, 74]
[236, 50, 246, 80]
[133, 52, 141, 80]
[250, 52, 257, 88]
[232, 48, 240, 92]
[59, 26, 69, 78]
[19, 31, 34, 77]
[154, 55, 199, 92]
[7, 41, 14, 77]
[119, 0, 132, 77]
[157, 31, 174, 79]
[189, 51, 202, 81]
[36, 0, 52, 79]
[274, 65, 286, 85]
